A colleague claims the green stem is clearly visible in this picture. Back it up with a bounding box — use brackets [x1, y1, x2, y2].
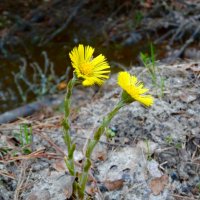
[62, 74, 77, 176]
[78, 101, 125, 199]
[78, 158, 91, 199]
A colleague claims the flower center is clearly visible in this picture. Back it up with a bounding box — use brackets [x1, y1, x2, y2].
[80, 62, 93, 76]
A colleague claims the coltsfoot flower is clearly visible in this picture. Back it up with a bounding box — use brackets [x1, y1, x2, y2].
[118, 71, 154, 107]
[69, 44, 110, 86]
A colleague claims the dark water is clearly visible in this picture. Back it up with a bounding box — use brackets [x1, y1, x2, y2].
[0, 22, 164, 114]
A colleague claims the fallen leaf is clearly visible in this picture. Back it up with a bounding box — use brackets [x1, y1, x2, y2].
[95, 151, 107, 161]
[57, 81, 67, 90]
[52, 159, 67, 172]
[91, 139, 108, 161]
[103, 179, 124, 191]
[86, 182, 98, 196]
[149, 175, 168, 195]
[180, 93, 197, 103]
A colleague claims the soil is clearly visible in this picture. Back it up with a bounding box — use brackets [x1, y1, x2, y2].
[0, 61, 200, 199]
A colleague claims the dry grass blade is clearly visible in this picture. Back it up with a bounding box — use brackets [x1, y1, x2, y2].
[172, 194, 198, 200]
[0, 170, 16, 179]
[0, 149, 62, 163]
[34, 129, 65, 156]
[14, 161, 29, 200]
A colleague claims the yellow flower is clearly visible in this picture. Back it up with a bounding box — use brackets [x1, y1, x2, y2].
[118, 71, 154, 107]
[69, 44, 110, 86]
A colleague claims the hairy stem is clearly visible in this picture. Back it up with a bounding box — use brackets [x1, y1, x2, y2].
[62, 74, 77, 176]
[78, 101, 125, 199]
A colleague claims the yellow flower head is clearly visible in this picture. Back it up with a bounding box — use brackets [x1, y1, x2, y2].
[69, 44, 110, 86]
[118, 71, 154, 107]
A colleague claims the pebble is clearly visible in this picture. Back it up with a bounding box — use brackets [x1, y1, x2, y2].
[147, 160, 162, 177]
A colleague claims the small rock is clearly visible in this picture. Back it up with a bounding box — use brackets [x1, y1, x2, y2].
[170, 172, 179, 181]
[149, 175, 168, 195]
[147, 160, 162, 178]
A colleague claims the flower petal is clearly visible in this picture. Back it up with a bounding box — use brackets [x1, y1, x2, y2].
[69, 44, 110, 86]
[85, 45, 94, 62]
[118, 71, 154, 107]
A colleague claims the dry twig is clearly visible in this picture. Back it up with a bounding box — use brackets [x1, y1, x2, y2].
[14, 161, 29, 200]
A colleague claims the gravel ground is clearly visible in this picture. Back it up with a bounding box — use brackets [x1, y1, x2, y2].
[0, 61, 200, 200]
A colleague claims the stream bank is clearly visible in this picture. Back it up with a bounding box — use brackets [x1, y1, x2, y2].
[0, 0, 200, 113]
